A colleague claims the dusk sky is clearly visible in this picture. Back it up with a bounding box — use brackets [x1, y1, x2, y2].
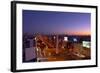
[23, 10, 91, 35]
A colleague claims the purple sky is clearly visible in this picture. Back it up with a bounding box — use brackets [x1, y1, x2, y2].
[23, 10, 91, 35]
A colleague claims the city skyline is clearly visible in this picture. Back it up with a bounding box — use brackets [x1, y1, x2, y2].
[23, 10, 91, 35]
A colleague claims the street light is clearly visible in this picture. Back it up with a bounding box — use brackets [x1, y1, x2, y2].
[73, 38, 77, 42]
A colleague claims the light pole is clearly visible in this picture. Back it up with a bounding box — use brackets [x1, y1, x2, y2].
[35, 36, 39, 62]
[56, 34, 59, 54]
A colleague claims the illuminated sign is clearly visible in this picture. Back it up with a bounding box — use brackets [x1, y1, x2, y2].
[64, 37, 68, 41]
[82, 41, 90, 48]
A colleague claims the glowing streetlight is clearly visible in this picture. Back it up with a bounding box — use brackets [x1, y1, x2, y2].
[73, 38, 77, 42]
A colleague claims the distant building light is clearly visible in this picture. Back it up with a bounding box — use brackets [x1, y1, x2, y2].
[36, 48, 39, 51]
[54, 36, 56, 39]
[82, 41, 90, 48]
[34, 37, 37, 40]
[64, 37, 68, 41]
[73, 38, 77, 42]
